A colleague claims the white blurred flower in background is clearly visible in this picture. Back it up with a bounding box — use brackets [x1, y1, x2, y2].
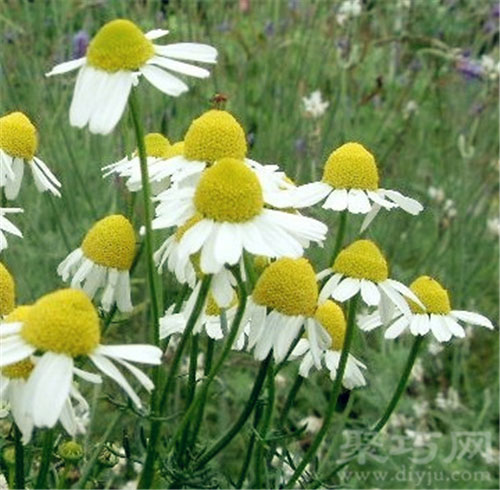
[302, 90, 329, 119]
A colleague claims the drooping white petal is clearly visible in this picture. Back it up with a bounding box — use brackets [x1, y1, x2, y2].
[383, 189, 423, 215]
[429, 314, 452, 342]
[147, 56, 210, 78]
[360, 279, 381, 306]
[323, 188, 348, 211]
[347, 189, 371, 214]
[384, 316, 410, 339]
[153, 43, 217, 63]
[140, 65, 189, 96]
[4, 158, 24, 200]
[96, 344, 162, 365]
[145, 29, 169, 40]
[442, 315, 466, 338]
[332, 277, 361, 302]
[450, 310, 494, 329]
[46, 57, 86, 76]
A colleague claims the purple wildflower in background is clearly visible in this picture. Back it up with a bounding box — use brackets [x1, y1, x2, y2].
[456, 55, 483, 80]
[264, 20, 275, 37]
[72, 30, 89, 59]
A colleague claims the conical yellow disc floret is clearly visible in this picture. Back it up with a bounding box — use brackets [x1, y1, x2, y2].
[253, 258, 318, 317]
[21, 289, 100, 357]
[333, 239, 388, 282]
[314, 300, 346, 351]
[86, 19, 154, 72]
[322, 142, 379, 190]
[143, 133, 170, 158]
[183, 110, 247, 163]
[2, 305, 35, 379]
[166, 141, 184, 158]
[0, 112, 38, 160]
[409, 276, 451, 314]
[0, 262, 15, 316]
[194, 158, 263, 222]
[82, 215, 136, 270]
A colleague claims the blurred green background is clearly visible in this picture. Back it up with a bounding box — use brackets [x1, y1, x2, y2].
[0, 0, 498, 488]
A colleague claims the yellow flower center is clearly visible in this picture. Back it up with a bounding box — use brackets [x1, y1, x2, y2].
[0, 262, 15, 316]
[82, 215, 136, 270]
[314, 300, 346, 351]
[86, 19, 154, 72]
[205, 292, 238, 316]
[166, 141, 184, 158]
[2, 359, 34, 380]
[143, 133, 170, 158]
[322, 142, 379, 190]
[253, 258, 318, 317]
[4, 305, 31, 324]
[409, 276, 451, 314]
[194, 158, 263, 223]
[183, 110, 247, 163]
[333, 239, 388, 282]
[0, 112, 38, 160]
[20, 289, 100, 357]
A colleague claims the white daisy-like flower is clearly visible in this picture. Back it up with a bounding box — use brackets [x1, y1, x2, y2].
[57, 215, 136, 313]
[46, 19, 217, 135]
[160, 286, 240, 344]
[0, 305, 97, 443]
[0, 112, 61, 200]
[0, 262, 15, 317]
[0, 289, 162, 430]
[246, 258, 333, 365]
[152, 158, 327, 275]
[360, 275, 494, 342]
[289, 300, 366, 389]
[136, 109, 297, 208]
[102, 133, 186, 194]
[0, 207, 23, 252]
[318, 240, 423, 323]
[302, 90, 329, 119]
[289, 142, 423, 231]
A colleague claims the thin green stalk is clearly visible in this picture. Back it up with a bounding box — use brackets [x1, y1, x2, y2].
[285, 296, 359, 488]
[186, 334, 199, 406]
[253, 365, 275, 488]
[128, 88, 161, 347]
[236, 402, 264, 489]
[138, 274, 212, 489]
[329, 211, 347, 268]
[14, 425, 24, 490]
[314, 335, 425, 487]
[35, 429, 54, 489]
[75, 413, 122, 489]
[279, 375, 304, 426]
[194, 354, 272, 469]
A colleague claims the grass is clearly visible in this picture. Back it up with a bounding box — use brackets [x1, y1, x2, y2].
[0, 0, 498, 488]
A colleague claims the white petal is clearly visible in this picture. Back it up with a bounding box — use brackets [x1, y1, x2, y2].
[140, 65, 189, 96]
[429, 314, 452, 342]
[442, 315, 466, 338]
[147, 56, 210, 78]
[323, 188, 348, 211]
[347, 189, 371, 214]
[384, 316, 410, 339]
[154, 43, 217, 63]
[145, 29, 169, 40]
[450, 310, 494, 329]
[292, 182, 332, 208]
[360, 279, 381, 306]
[4, 158, 24, 200]
[383, 189, 423, 215]
[332, 277, 361, 303]
[46, 57, 86, 76]
[360, 204, 381, 232]
[96, 344, 162, 365]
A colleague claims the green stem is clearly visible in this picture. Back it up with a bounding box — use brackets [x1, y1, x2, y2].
[35, 429, 54, 489]
[138, 275, 212, 489]
[194, 354, 272, 469]
[128, 88, 161, 347]
[314, 335, 425, 487]
[253, 365, 275, 488]
[236, 402, 264, 489]
[186, 334, 199, 406]
[279, 374, 304, 426]
[14, 425, 24, 490]
[329, 211, 347, 268]
[285, 296, 359, 488]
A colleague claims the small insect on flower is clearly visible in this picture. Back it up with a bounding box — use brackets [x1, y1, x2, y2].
[362, 276, 494, 342]
[289, 300, 366, 389]
[318, 240, 423, 323]
[57, 215, 136, 312]
[46, 19, 218, 135]
[290, 142, 423, 230]
[0, 289, 162, 430]
[152, 158, 327, 274]
[0, 112, 61, 199]
[0, 306, 92, 444]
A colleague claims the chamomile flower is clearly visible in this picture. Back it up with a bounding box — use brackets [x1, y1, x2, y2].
[102, 133, 186, 194]
[319, 240, 422, 322]
[57, 215, 136, 313]
[0, 289, 162, 428]
[291, 143, 423, 230]
[160, 290, 239, 342]
[0, 306, 94, 443]
[0, 112, 61, 199]
[0, 207, 23, 252]
[289, 301, 366, 389]
[152, 158, 327, 274]
[378, 276, 494, 342]
[46, 19, 217, 135]
[144, 109, 297, 206]
[247, 258, 328, 364]
[0, 263, 15, 317]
